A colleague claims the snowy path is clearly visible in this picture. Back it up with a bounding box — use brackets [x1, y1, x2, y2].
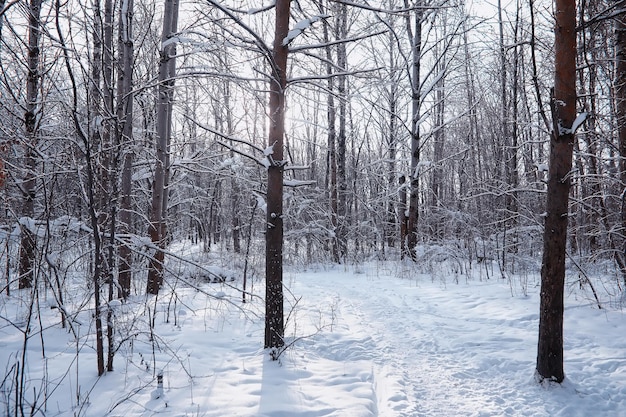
[290, 265, 626, 417]
[4, 259, 624, 417]
[340, 279, 530, 416]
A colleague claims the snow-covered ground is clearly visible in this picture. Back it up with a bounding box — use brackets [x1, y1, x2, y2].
[1, 250, 625, 416]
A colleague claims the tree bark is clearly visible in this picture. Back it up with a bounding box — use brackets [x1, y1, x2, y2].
[265, 0, 290, 351]
[399, 175, 408, 258]
[336, 2, 348, 259]
[431, 22, 446, 239]
[18, 0, 43, 289]
[81, 0, 107, 377]
[322, 0, 340, 263]
[536, 0, 576, 384]
[147, 0, 179, 295]
[406, 6, 422, 260]
[102, 0, 117, 374]
[615, 3, 626, 285]
[386, 9, 398, 251]
[117, 0, 134, 299]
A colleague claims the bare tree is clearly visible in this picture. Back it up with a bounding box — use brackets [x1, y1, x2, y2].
[336, 2, 349, 258]
[536, 0, 577, 384]
[117, 0, 135, 299]
[18, 0, 43, 289]
[265, 0, 291, 352]
[406, 3, 423, 260]
[614, 1, 626, 285]
[147, 0, 179, 295]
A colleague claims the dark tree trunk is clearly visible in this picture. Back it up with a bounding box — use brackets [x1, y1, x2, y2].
[336, 2, 348, 259]
[406, 7, 422, 260]
[399, 175, 408, 258]
[615, 4, 626, 285]
[265, 0, 290, 351]
[322, 0, 339, 263]
[536, 0, 576, 384]
[117, 0, 135, 299]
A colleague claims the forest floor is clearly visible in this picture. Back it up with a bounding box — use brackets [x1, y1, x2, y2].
[1, 244, 626, 416]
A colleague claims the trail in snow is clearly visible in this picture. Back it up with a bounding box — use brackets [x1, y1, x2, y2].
[2, 256, 625, 417]
[289, 264, 626, 417]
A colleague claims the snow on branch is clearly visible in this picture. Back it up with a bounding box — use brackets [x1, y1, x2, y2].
[571, 112, 588, 133]
[328, 0, 453, 14]
[284, 179, 317, 187]
[289, 30, 386, 53]
[282, 15, 330, 46]
[557, 112, 587, 136]
[289, 67, 384, 84]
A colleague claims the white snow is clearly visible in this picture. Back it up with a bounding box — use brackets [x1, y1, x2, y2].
[571, 112, 588, 133]
[282, 15, 328, 46]
[283, 179, 316, 187]
[1, 257, 625, 416]
[264, 144, 275, 156]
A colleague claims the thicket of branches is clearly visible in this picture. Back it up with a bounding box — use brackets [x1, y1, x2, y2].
[1, 0, 626, 410]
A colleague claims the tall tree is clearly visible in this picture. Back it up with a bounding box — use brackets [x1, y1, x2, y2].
[322, 0, 340, 263]
[386, 2, 400, 252]
[117, 0, 135, 299]
[18, 0, 43, 289]
[336, 2, 348, 258]
[615, 1, 626, 285]
[536, 0, 577, 384]
[406, 4, 423, 260]
[55, 0, 109, 375]
[265, 0, 291, 352]
[147, 0, 179, 295]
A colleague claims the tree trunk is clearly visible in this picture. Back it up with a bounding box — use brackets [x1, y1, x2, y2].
[223, 79, 241, 253]
[386, 13, 398, 251]
[147, 0, 179, 295]
[117, 0, 135, 299]
[615, 4, 626, 285]
[406, 7, 422, 260]
[18, 0, 43, 289]
[506, 3, 521, 259]
[102, 0, 116, 374]
[536, 0, 576, 384]
[322, 0, 339, 263]
[336, 2, 348, 259]
[265, 0, 290, 351]
[399, 175, 408, 258]
[81, 0, 106, 377]
[431, 24, 446, 239]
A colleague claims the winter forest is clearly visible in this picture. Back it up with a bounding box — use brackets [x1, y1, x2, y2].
[1, 0, 626, 415]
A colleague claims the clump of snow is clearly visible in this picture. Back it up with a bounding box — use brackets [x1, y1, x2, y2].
[571, 112, 587, 133]
[282, 15, 329, 46]
[108, 299, 122, 311]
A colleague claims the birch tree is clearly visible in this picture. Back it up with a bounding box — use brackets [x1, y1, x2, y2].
[18, 0, 43, 289]
[406, 3, 423, 260]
